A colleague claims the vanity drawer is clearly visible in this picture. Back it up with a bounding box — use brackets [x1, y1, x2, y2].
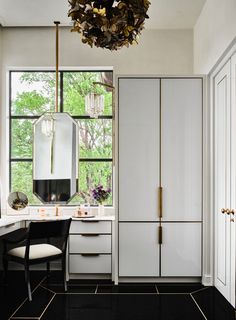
[69, 254, 111, 274]
[69, 234, 111, 254]
[70, 221, 111, 234]
[0, 222, 21, 237]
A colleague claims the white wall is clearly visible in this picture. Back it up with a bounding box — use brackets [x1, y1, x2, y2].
[2, 27, 193, 74]
[194, 0, 236, 74]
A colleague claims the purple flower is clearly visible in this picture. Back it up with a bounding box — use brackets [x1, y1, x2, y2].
[91, 185, 111, 204]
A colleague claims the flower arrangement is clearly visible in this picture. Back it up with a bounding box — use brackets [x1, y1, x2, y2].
[92, 185, 111, 204]
[68, 0, 151, 50]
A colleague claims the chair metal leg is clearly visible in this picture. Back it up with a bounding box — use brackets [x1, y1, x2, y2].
[46, 262, 50, 279]
[62, 257, 67, 292]
[3, 257, 8, 285]
[25, 264, 32, 301]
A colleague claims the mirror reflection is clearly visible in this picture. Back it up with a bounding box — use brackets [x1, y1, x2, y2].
[33, 112, 79, 204]
[8, 191, 28, 210]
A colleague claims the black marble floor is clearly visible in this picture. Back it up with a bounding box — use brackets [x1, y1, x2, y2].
[0, 271, 235, 320]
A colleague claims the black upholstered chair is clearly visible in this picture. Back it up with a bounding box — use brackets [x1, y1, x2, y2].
[2, 218, 72, 301]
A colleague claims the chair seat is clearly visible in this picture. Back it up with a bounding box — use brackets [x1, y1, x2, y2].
[8, 244, 62, 260]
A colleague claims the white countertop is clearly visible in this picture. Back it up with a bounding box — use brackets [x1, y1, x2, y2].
[0, 214, 115, 228]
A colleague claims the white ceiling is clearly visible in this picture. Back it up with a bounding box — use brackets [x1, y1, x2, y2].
[0, 0, 206, 29]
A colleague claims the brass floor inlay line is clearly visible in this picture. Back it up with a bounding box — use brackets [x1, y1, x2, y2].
[190, 293, 207, 320]
[11, 317, 39, 320]
[9, 276, 47, 320]
[40, 284, 56, 294]
[191, 287, 209, 294]
[39, 293, 56, 320]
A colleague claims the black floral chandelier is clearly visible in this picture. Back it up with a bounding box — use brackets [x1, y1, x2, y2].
[68, 0, 150, 50]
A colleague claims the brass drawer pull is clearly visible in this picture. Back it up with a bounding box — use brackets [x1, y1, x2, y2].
[80, 234, 100, 237]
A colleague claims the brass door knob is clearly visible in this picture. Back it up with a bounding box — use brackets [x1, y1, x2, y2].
[221, 208, 227, 214]
[231, 218, 234, 222]
[230, 209, 235, 215]
[226, 209, 231, 215]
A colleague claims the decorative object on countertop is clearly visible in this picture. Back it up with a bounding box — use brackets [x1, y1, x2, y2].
[68, 0, 151, 50]
[73, 204, 95, 218]
[7, 192, 29, 215]
[92, 185, 111, 216]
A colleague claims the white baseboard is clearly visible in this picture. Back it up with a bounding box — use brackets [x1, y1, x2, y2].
[69, 274, 112, 280]
[118, 277, 202, 283]
[202, 274, 213, 286]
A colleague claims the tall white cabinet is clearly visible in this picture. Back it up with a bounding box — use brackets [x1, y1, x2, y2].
[213, 54, 236, 307]
[118, 76, 202, 278]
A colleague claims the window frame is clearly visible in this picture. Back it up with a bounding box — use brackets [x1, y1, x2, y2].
[9, 69, 113, 206]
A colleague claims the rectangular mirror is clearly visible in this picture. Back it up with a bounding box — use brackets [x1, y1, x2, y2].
[33, 112, 79, 204]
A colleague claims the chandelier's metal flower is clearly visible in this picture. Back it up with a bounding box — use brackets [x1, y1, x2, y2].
[68, 0, 150, 50]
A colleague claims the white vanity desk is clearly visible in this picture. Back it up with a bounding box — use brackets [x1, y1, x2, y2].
[0, 214, 115, 282]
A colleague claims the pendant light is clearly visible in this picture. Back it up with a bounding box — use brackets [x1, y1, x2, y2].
[68, 0, 151, 51]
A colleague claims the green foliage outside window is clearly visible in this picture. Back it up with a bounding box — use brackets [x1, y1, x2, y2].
[10, 71, 113, 205]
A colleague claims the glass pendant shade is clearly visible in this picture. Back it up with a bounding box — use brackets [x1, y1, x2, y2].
[41, 114, 55, 137]
[85, 93, 104, 118]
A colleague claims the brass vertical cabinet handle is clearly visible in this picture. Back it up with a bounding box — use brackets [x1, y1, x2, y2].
[158, 226, 162, 244]
[158, 187, 163, 218]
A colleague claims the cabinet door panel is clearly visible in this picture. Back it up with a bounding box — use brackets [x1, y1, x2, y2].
[119, 78, 160, 221]
[119, 223, 159, 276]
[214, 61, 231, 302]
[161, 223, 201, 276]
[161, 79, 202, 221]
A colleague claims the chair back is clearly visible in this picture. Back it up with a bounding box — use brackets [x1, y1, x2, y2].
[27, 219, 71, 240]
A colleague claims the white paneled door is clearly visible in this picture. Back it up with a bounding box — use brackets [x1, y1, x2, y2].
[214, 60, 232, 304]
[230, 53, 236, 307]
[119, 78, 160, 222]
[161, 79, 202, 222]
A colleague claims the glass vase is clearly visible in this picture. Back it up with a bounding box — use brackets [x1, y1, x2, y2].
[98, 204, 105, 216]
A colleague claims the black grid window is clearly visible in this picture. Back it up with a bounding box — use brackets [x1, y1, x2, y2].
[9, 70, 113, 205]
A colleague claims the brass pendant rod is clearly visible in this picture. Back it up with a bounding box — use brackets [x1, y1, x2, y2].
[54, 21, 60, 113]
